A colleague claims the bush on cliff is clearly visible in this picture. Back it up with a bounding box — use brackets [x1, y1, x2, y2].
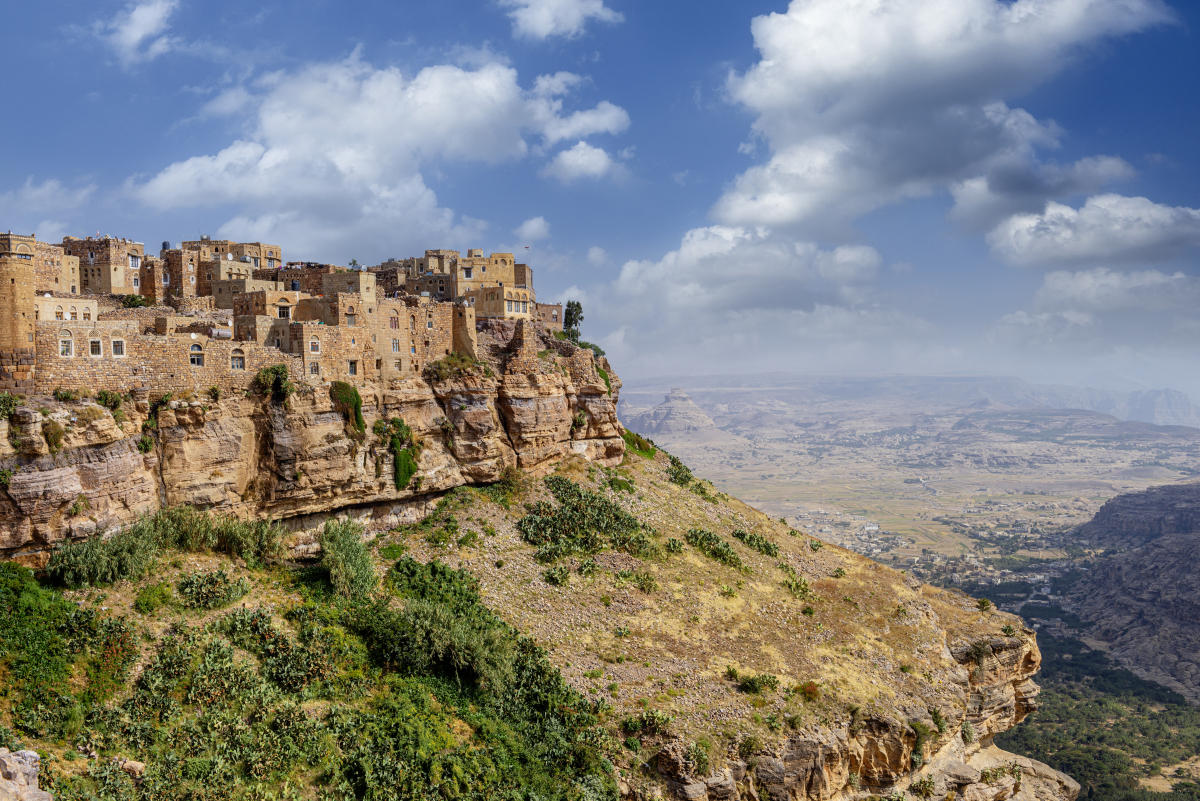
[517, 475, 656, 562]
[330, 381, 364, 433]
[375, 417, 420, 489]
[319, 519, 377, 599]
[255, 364, 295, 402]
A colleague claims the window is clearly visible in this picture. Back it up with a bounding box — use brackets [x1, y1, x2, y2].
[391, 339, 399, 352]
[521, 301, 528, 313]
[132, 277, 140, 288]
[394, 360, 402, 371]
[70, 307, 77, 321]
[310, 339, 320, 354]
[411, 345, 416, 354]
[346, 314, 356, 326]
[90, 340, 102, 357]
[163, 274, 170, 285]
[348, 360, 357, 376]
[390, 314, 399, 329]
[83, 310, 91, 321]
[410, 315, 415, 332]
[112, 340, 125, 357]
[231, 349, 245, 370]
[427, 319, 433, 329]
[310, 362, 320, 375]
[189, 344, 204, 367]
[464, 268, 472, 279]
[190, 276, 196, 285]
[55, 306, 63, 321]
[60, 337, 73, 357]
[278, 304, 290, 319]
[552, 311, 558, 321]
[375, 359, 382, 370]
[129, 255, 141, 270]
[253, 257, 260, 268]
[506, 300, 513, 312]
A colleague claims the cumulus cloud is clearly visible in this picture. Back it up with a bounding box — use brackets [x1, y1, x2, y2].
[1034, 268, 1200, 313]
[540, 141, 619, 182]
[716, 0, 1173, 233]
[0, 178, 96, 214]
[95, 0, 180, 68]
[587, 246, 607, 266]
[514, 216, 551, 241]
[988, 194, 1200, 266]
[127, 54, 629, 259]
[500, 0, 623, 40]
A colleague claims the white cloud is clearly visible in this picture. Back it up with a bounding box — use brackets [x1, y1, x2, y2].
[988, 194, 1200, 266]
[95, 0, 180, 68]
[127, 54, 629, 259]
[500, 0, 623, 40]
[716, 0, 1173, 233]
[0, 178, 96, 214]
[540, 141, 619, 182]
[514, 216, 551, 241]
[1034, 268, 1199, 312]
[587, 246, 607, 266]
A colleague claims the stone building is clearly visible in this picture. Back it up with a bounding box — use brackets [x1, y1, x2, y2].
[535, 302, 563, 331]
[33, 241, 80, 294]
[0, 234, 37, 390]
[61, 236, 144, 295]
[32, 296, 99, 325]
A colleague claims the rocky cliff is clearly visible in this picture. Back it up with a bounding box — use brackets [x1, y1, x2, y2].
[1069, 483, 1200, 703]
[0, 322, 624, 565]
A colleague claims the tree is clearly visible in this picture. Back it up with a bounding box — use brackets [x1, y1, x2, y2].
[348, 258, 361, 271]
[564, 300, 583, 341]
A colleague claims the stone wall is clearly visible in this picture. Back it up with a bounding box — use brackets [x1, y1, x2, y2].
[168, 295, 217, 314]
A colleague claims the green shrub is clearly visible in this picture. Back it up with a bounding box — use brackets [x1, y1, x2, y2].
[930, 707, 947, 734]
[685, 528, 743, 569]
[621, 430, 656, 459]
[208, 386, 222, 402]
[0, 466, 17, 489]
[597, 367, 612, 395]
[137, 433, 154, 453]
[621, 709, 671, 735]
[319, 519, 377, 599]
[517, 475, 654, 562]
[832, 567, 847, 578]
[178, 569, 250, 609]
[731, 528, 778, 557]
[53, 388, 77, 403]
[912, 775, 936, 798]
[95, 389, 124, 411]
[809, 539, 823, 552]
[256, 364, 295, 401]
[910, 720, 933, 769]
[666, 537, 683, 554]
[1001, 623, 1017, 636]
[42, 420, 65, 453]
[120, 294, 148, 308]
[377, 417, 420, 490]
[0, 392, 20, 419]
[329, 381, 364, 431]
[739, 735, 762, 760]
[666, 455, 693, 486]
[423, 351, 484, 382]
[134, 582, 172, 615]
[543, 566, 570, 586]
[962, 719, 975, 743]
[686, 740, 711, 776]
[578, 557, 598, 577]
[739, 673, 779, 694]
[977, 598, 993, 612]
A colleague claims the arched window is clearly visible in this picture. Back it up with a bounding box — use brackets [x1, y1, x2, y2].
[189, 344, 204, 366]
[55, 305, 64, 321]
[59, 330, 73, 357]
[83, 309, 91, 321]
[389, 311, 399, 329]
[346, 306, 356, 326]
[277, 303, 290, 319]
[69, 306, 78, 321]
[410, 315, 416, 332]
[310, 338, 321, 354]
[231, 348, 245, 370]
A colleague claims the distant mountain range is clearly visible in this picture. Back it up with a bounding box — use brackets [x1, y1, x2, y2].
[619, 374, 1200, 429]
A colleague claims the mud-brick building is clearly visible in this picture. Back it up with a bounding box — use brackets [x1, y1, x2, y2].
[61, 236, 144, 295]
[32, 241, 79, 294]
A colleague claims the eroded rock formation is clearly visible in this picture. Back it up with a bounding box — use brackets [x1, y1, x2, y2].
[0, 323, 624, 565]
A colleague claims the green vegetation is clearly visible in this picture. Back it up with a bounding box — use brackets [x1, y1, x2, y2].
[996, 634, 1200, 800]
[318, 519, 377, 599]
[54, 388, 78, 403]
[120, 294, 148, 308]
[6, 510, 618, 800]
[177, 569, 250, 609]
[739, 674, 779, 694]
[731, 528, 779, 557]
[255, 364, 295, 401]
[685, 528, 744, 569]
[375, 417, 421, 490]
[621, 430, 656, 459]
[136, 433, 154, 453]
[42, 420, 65, 453]
[330, 381, 364, 432]
[45, 506, 285, 587]
[424, 351, 489, 381]
[597, 367, 612, 395]
[0, 391, 18, 418]
[666, 455, 693, 486]
[518, 475, 658, 562]
[133, 582, 172, 615]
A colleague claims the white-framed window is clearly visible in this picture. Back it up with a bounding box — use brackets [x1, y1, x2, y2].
[69, 307, 77, 321]
[89, 340, 102, 357]
[112, 340, 126, 357]
[427, 320, 433, 328]
[310, 339, 320, 353]
[394, 359, 401, 371]
[129, 255, 141, 270]
[231, 349, 245, 370]
[190, 276, 196, 285]
[132, 277, 140, 288]
[391, 338, 399, 352]
[189, 344, 204, 366]
[506, 300, 513, 312]
[60, 334, 73, 357]
[163, 274, 170, 285]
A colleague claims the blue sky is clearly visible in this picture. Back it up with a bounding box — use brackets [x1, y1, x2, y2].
[4, 0, 1200, 392]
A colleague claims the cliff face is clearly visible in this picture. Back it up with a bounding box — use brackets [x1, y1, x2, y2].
[1075, 482, 1200, 550]
[0, 323, 624, 564]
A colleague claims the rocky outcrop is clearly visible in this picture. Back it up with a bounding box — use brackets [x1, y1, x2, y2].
[0, 322, 624, 565]
[1070, 531, 1200, 703]
[644, 629, 1076, 801]
[0, 749, 51, 801]
[1075, 481, 1200, 549]
[622, 389, 717, 436]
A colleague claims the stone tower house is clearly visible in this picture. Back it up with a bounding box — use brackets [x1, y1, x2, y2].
[0, 233, 37, 390]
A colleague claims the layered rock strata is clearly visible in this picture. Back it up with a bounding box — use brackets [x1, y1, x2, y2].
[645, 631, 1077, 801]
[0, 323, 623, 564]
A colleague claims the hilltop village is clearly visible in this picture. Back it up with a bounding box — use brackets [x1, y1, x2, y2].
[0, 232, 566, 397]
